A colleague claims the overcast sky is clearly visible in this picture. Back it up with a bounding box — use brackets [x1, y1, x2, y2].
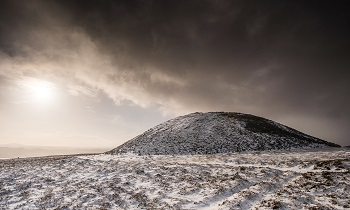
[0, 0, 349, 147]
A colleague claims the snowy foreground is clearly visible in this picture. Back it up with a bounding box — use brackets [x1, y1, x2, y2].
[0, 149, 349, 209]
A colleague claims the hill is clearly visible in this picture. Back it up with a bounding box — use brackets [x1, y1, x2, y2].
[107, 112, 340, 155]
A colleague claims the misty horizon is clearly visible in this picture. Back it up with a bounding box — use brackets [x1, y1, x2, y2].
[0, 143, 111, 158]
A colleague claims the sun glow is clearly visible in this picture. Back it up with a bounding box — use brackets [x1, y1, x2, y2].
[18, 77, 56, 103]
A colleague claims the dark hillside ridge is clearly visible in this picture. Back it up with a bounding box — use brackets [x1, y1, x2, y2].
[107, 112, 340, 155]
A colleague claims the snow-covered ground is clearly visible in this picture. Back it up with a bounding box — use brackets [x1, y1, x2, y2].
[0, 148, 349, 209]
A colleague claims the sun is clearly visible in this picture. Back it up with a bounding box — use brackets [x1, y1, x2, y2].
[31, 82, 53, 101]
[19, 77, 56, 103]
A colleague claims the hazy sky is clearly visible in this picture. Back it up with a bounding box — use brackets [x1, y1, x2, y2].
[0, 0, 349, 147]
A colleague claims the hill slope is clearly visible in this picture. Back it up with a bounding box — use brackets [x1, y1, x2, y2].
[108, 112, 340, 155]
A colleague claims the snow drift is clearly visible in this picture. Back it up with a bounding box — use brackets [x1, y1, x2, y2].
[107, 112, 340, 155]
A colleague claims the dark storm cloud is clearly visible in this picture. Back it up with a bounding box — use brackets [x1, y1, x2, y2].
[0, 0, 349, 145]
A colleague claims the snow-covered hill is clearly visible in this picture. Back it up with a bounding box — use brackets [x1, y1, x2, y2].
[108, 112, 340, 155]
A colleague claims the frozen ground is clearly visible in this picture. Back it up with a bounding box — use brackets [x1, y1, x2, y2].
[0, 148, 349, 209]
